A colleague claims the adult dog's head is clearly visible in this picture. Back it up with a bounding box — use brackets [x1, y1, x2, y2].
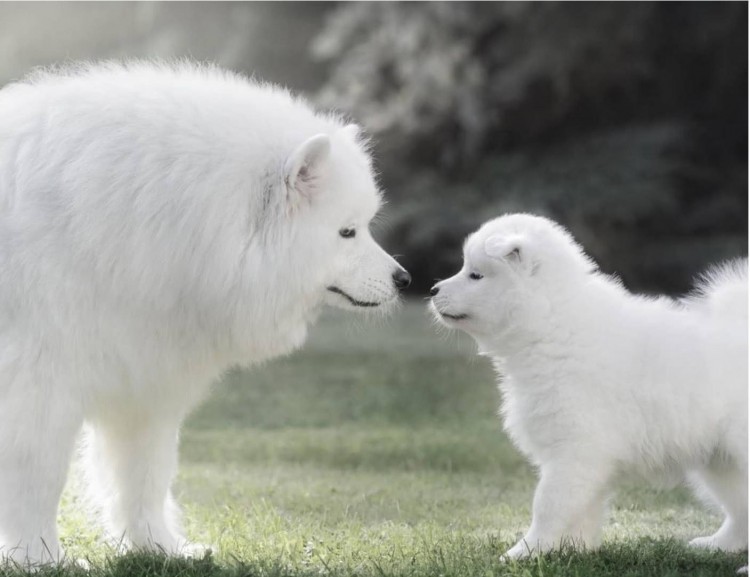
[283, 124, 410, 313]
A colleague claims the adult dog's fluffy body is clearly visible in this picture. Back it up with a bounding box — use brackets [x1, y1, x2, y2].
[0, 62, 409, 564]
[430, 214, 748, 558]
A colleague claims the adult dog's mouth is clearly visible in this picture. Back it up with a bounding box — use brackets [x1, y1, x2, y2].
[327, 286, 381, 308]
[440, 311, 469, 321]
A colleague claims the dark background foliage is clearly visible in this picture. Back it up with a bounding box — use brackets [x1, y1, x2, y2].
[313, 2, 748, 294]
[1, 1, 746, 294]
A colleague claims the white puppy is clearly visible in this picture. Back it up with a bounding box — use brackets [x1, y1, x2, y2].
[430, 213, 748, 558]
[0, 62, 410, 565]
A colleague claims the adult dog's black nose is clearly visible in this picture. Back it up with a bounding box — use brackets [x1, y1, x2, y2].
[393, 269, 411, 290]
[429, 285, 439, 296]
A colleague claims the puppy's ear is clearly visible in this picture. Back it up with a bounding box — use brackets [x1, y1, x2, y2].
[484, 234, 533, 272]
[284, 134, 331, 199]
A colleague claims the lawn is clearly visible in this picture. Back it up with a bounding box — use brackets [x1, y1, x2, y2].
[7, 302, 745, 576]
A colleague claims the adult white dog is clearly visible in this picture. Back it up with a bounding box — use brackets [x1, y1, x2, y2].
[0, 62, 410, 564]
[430, 213, 747, 558]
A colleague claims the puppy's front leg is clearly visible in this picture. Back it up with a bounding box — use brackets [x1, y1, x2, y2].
[504, 459, 612, 560]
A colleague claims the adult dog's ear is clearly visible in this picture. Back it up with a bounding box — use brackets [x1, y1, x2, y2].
[341, 123, 362, 142]
[484, 234, 535, 273]
[284, 134, 331, 199]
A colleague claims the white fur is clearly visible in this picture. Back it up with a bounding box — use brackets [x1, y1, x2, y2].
[0, 61, 408, 565]
[430, 213, 748, 558]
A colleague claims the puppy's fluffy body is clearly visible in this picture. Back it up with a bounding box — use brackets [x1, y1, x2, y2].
[431, 214, 748, 558]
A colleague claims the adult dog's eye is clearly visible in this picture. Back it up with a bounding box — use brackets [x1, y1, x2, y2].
[339, 228, 356, 239]
[469, 272, 483, 280]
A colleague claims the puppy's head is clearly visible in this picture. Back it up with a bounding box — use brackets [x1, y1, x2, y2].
[429, 214, 595, 340]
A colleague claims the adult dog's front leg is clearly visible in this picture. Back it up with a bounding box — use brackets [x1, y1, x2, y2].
[85, 410, 186, 553]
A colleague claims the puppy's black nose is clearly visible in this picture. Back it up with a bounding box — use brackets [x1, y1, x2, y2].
[429, 285, 439, 296]
[393, 269, 411, 290]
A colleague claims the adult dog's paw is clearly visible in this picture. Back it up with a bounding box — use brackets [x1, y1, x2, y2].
[174, 540, 216, 559]
[501, 540, 534, 561]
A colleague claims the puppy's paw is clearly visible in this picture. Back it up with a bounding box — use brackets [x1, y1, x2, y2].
[689, 535, 716, 549]
[689, 533, 747, 552]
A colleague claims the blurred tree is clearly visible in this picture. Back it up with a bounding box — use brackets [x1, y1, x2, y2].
[314, 2, 747, 294]
[315, 3, 659, 170]
[0, 3, 336, 92]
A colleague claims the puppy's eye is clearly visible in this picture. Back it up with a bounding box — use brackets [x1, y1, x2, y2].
[339, 228, 356, 239]
[469, 272, 483, 280]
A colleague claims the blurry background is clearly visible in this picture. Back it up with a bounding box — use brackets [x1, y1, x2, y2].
[1, 1, 746, 294]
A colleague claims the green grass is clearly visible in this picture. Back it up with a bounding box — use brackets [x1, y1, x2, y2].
[6, 302, 745, 576]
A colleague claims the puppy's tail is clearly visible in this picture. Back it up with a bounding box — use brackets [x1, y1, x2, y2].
[686, 258, 748, 321]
